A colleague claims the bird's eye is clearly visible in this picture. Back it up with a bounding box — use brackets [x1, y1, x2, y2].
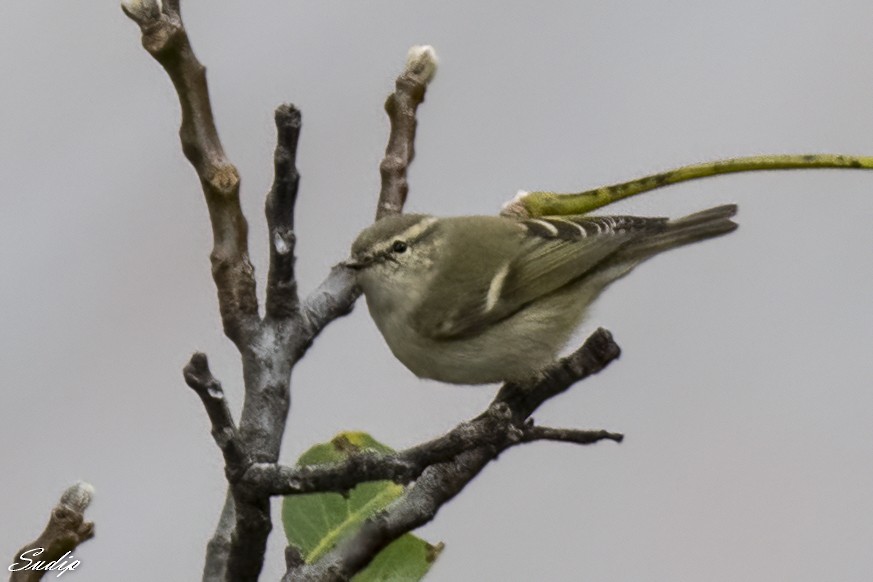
[392, 240, 408, 253]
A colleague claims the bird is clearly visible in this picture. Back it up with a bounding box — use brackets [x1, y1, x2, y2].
[344, 204, 738, 385]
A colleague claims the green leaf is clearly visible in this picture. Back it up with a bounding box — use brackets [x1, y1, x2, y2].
[354, 534, 444, 582]
[282, 431, 443, 581]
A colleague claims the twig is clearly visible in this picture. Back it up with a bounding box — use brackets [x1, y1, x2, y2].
[521, 425, 624, 445]
[249, 393, 622, 498]
[265, 104, 303, 321]
[501, 153, 873, 218]
[299, 46, 439, 339]
[299, 265, 359, 341]
[122, 0, 259, 347]
[183, 349, 266, 581]
[183, 353, 251, 481]
[244, 406, 515, 495]
[376, 45, 438, 220]
[9, 482, 94, 582]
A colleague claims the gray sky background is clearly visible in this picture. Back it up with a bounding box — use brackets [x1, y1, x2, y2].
[2, 1, 873, 580]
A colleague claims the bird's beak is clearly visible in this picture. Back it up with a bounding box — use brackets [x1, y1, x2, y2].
[342, 256, 369, 270]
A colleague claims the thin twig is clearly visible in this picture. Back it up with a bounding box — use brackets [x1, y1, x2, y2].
[521, 425, 624, 445]
[376, 46, 438, 220]
[299, 265, 360, 341]
[183, 353, 251, 481]
[501, 153, 873, 218]
[265, 104, 303, 321]
[299, 47, 439, 341]
[122, 0, 259, 347]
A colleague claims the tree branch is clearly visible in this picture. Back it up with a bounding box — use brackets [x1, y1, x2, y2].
[183, 353, 251, 482]
[123, 3, 277, 580]
[183, 351, 272, 581]
[244, 406, 515, 496]
[298, 46, 439, 340]
[284, 329, 622, 581]
[248, 399, 623, 498]
[376, 46, 438, 220]
[183, 346, 287, 581]
[299, 265, 359, 341]
[265, 104, 303, 321]
[122, 0, 259, 347]
[9, 482, 94, 582]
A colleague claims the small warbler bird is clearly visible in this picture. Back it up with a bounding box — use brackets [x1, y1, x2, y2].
[345, 205, 737, 384]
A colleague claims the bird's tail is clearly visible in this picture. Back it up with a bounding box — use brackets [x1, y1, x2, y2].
[617, 204, 738, 260]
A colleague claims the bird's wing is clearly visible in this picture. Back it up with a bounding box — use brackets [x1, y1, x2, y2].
[412, 215, 666, 340]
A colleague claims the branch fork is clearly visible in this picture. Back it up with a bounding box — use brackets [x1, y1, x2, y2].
[123, 2, 620, 580]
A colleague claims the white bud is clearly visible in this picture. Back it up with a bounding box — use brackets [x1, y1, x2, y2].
[500, 190, 532, 219]
[121, 0, 161, 21]
[60, 481, 95, 512]
[405, 45, 439, 83]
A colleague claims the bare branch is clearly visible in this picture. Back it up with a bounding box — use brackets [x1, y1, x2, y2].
[10, 482, 94, 582]
[299, 265, 360, 343]
[183, 353, 252, 481]
[286, 328, 622, 581]
[521, 425, 624, 445]
[226, 351, 294, 582]
[244, 406, 514, 495]
[376, 45, 438, 220]
[265, 104, 303, 321]
[183, 352, 277, 582]
[297, 47, 439, 344]
[124, 5, 275, 579]
[183, 348, 280, 581]
[122, 0, 259, 347]
[249, 404, 621, 499]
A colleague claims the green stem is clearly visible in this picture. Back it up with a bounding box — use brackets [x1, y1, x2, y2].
[503, 153, 873, 218]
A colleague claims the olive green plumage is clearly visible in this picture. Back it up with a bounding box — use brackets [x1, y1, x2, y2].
[347, 205, 737, 385]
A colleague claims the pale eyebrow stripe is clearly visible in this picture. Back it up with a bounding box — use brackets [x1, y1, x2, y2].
[397, 216, 438, 243]
[373, 216, 438, 255]
[485, 262, 511, 312]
